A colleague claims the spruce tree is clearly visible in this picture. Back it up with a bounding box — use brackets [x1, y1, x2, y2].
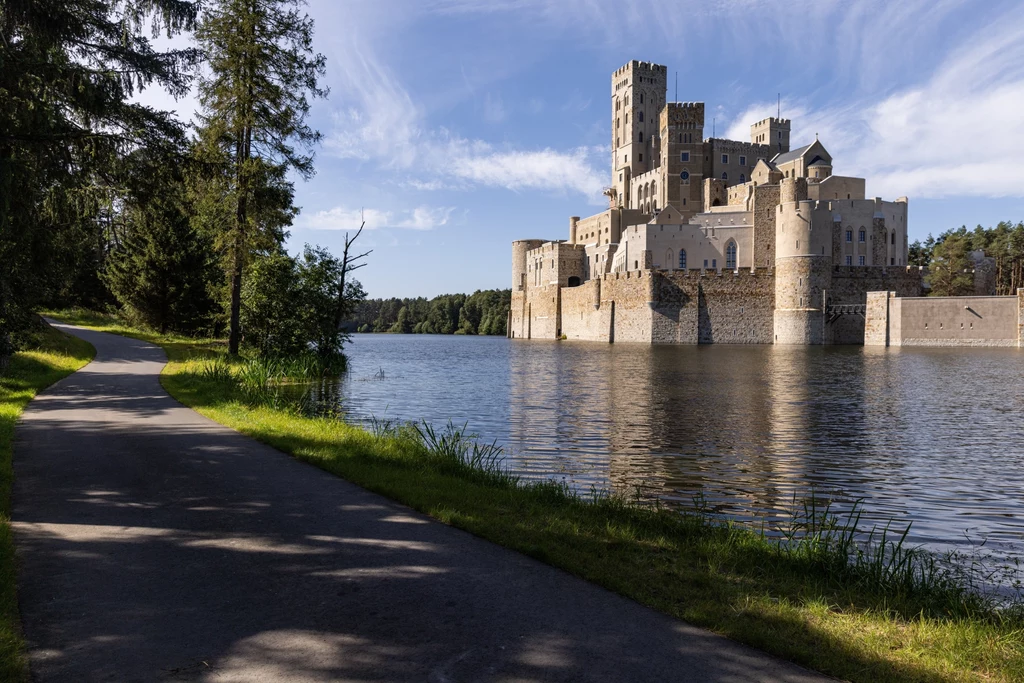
[194, 0, 327, 355]
[103, 149, 218, 335]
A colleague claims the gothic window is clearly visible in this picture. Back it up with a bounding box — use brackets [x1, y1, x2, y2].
[859, 229, 866, 242]
[722, 172, 728, 180]
[891, 231, 896, 245]
[846, 230, 853, 242]
[739, 173, 745, 182]
[639, 111, 644, 122]
[726, 241, 737, 269]
[679, 249, 687, 269]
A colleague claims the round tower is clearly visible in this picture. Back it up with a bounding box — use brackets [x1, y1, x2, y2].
[773, 178, 832, 344]
[569, 216, 580, 245]
[512, 240, 544, 292]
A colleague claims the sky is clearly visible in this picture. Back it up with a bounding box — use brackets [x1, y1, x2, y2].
[138, 0, 1024, 299]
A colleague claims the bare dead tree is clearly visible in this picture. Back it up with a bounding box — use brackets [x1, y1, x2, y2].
[333, 220, 372, 333]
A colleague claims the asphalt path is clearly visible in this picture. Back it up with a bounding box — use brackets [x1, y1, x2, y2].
[12, 322, 833, 682]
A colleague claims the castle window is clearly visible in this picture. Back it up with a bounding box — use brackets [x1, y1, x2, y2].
[891, 257, 895, 265]
[704, 259, 708, 268]
[639, 154, 643, 161]
[722, 172, 728, 180]
[846, 230, 852, 242]
[721, 154, 728, 164]
[739, 173, 746, 182]
[678, 134, 682, 143]
[859, 230, 866, 242]
[846, 255, 852, 266]
[639, 111, 644, 122]
[679, 250, 687, 269]
[640, 93, 644, 104]
[891, 232, 896, 245]
[680, 152, 689, 162]
[712, 259, 717, 269]
[859, 255, 865, 266]
[639, 131, 643, 142]
[739, 156, 746, 166]
[726, 241, 737, 269]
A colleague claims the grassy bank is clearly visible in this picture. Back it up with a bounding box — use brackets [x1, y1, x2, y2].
[44, 309, 1024, 682]
[0, 321, 94, 681]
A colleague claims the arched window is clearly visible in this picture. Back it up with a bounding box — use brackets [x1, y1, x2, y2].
[679, 249, 687, 270]
[651, 180, 656, 196]
[739, 173, 746, 183]
[639, 111, 644, 122]
[639, 131, 643, 143]
[726, 241, 737, 270]
[722, 172, 728, 180]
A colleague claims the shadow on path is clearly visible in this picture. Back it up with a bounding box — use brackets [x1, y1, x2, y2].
[12, 323, 831, 682]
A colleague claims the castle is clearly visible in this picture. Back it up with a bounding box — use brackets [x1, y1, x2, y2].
[509, 60, 924, 345]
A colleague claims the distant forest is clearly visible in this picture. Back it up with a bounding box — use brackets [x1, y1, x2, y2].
[351, 289, 512, 335]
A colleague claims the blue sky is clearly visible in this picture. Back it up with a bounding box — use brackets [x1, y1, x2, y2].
[142, 0, 1024, 299]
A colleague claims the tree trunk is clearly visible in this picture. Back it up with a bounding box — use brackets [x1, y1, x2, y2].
[228, 124, 252, 356]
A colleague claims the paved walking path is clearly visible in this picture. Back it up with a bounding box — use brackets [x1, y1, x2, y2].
[13, 323, 832, 682]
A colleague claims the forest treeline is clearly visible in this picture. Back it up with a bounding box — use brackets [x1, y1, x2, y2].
[910, 222, 1024, 296]
[351, 290, 512, 335]
[0, 0, 365, 370]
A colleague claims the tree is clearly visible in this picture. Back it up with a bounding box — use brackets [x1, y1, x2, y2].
[927, 231, 974, 296]
[0, 0, 200, 368]
[103, 149, 218, 334]
[195, 0, 327, 355]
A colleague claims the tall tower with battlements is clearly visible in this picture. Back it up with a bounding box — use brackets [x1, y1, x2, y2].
[750, 117, 791, 156]
[658, 102, 705, 220]
[611, 61, 667, 209]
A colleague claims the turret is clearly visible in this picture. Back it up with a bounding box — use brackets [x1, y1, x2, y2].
[773, 178, 833, 344]
[512, 240, 544, 292]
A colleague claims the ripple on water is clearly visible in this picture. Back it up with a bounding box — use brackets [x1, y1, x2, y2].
[335, 335, 1024, 565]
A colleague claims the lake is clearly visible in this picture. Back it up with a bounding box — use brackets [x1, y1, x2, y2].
[336, 334, 1024, 566]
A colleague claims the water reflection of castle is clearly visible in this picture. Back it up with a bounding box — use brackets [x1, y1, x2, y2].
[508, 343, 908, 519]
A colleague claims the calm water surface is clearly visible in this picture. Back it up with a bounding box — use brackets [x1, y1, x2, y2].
[336, 334, 1024, 562]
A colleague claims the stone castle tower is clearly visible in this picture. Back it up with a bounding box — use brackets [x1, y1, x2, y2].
[774, 177, 832, 344]
[750, 117, 791, 156]
[610, 61, 667, 210]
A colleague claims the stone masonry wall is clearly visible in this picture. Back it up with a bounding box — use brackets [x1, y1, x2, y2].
[650, 268, 774, 344]
[752, 184, 780, 269]
[863, 291, 890, 345]
[829, 267, 924, 344]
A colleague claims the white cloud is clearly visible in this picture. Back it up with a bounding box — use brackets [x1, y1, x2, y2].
[300, 205, 455, 231]
[713, 6, 1024, 201]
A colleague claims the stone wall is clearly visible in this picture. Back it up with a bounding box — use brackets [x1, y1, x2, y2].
[828, 266, 924, 344]
[865, 291, 1024, 347]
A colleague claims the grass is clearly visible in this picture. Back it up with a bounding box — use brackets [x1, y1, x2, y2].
[41, 308, 1024, 682]
[0, 320, 94, 682]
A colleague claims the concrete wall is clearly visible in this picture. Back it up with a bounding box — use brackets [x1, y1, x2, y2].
[865, 291, 1024, 347]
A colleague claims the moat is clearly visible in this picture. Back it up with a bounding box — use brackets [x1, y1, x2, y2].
[337, 334, 1024, 563]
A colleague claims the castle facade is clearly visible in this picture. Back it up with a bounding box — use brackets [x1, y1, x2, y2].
[509, 60, 923, 345]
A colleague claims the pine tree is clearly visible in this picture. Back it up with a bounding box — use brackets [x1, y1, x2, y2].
[194, 0, 327, 355]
